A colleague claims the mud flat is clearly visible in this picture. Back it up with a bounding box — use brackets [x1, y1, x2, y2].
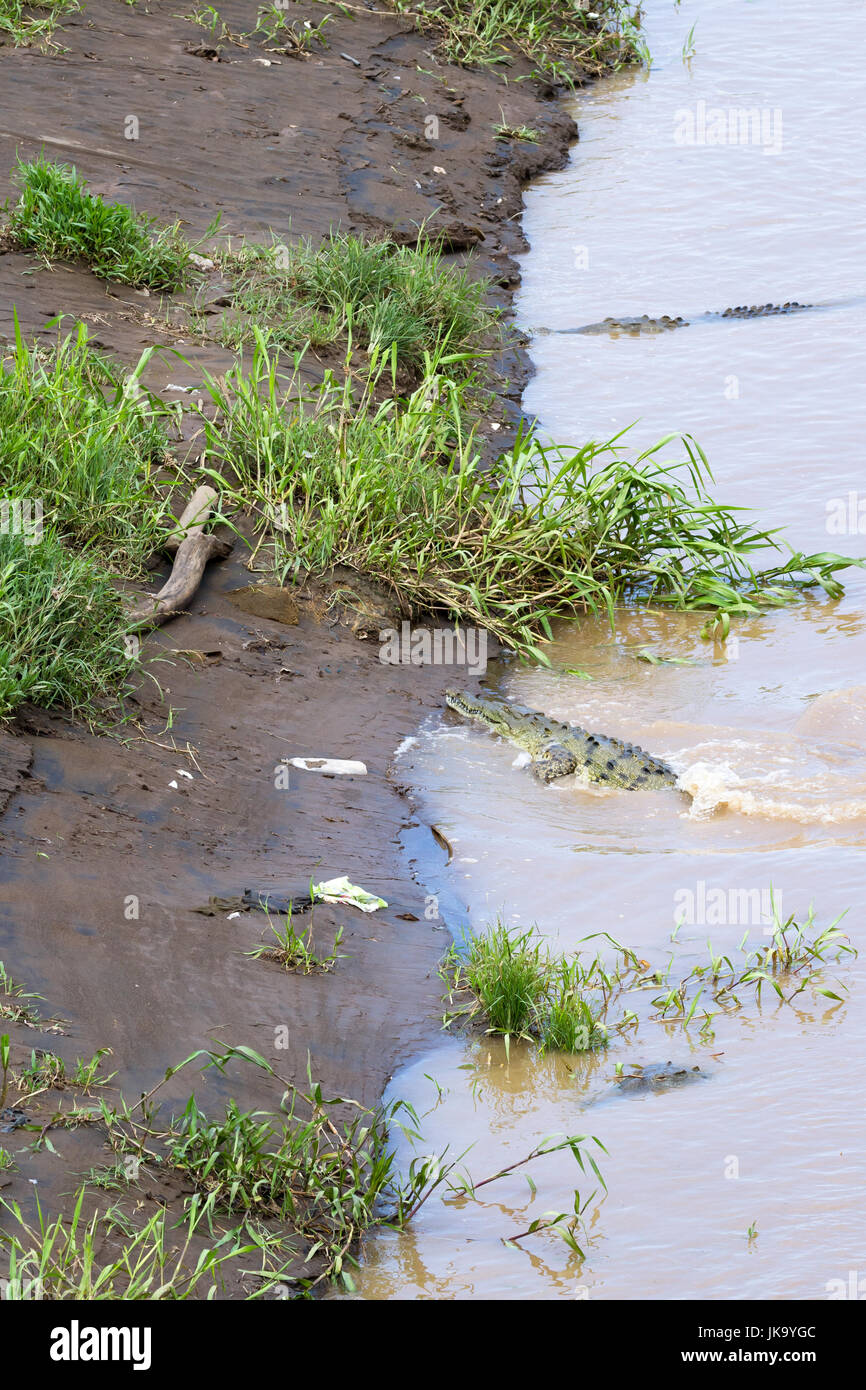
[0, 0, 600, 1293]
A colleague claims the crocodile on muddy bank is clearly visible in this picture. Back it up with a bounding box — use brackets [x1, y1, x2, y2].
[445, 689, 679, 790]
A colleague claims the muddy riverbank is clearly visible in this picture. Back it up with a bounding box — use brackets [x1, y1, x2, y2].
[0, 0, 594, 1282]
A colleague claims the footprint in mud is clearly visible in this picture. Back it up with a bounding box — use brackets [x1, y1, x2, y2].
[227, 585, 299, 625]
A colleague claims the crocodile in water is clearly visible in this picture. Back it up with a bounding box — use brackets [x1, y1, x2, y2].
[610, 1062, 708, 1094]
[561, 301, 812, 336]
[445, 689, 678, 789]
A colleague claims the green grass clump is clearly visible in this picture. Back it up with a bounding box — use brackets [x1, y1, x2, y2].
[247, 910, 345, 974]
[445, 920, 609, 1052]
[0, 534, 132, 720]
[193, 338, 860, 660]
[463, 920, 549, 1036]
[0, 319, 169, 566]
[0, 0, 78, 47]
[384, 1, 648, 83]
[0, 319, 174, 721]
[538, 960, 605, 1053]
[6, 158, 190, 291]
[0, 1040, 606, 1294]
[220, 233, 495, 375]
[494, 119, 539, 143]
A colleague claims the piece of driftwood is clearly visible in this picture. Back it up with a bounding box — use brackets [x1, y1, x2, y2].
[126, 486, 233, 632]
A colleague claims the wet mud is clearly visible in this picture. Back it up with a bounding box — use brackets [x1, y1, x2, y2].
[0, 0, 580, 1261]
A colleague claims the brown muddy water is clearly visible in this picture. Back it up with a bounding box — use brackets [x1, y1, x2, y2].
[351, 0, 866, 1299]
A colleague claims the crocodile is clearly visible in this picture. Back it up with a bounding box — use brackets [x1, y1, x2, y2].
[609, 1062, 709, 1095]
[561, 301, 812, 336]
[445, 689, 678, 789]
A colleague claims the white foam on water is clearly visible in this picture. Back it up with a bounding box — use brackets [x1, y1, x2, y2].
[680, 760, 866, 825]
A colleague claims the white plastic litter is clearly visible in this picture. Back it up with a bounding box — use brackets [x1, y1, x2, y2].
[290, 757, 367, 775]
[176, 769, 194, 780]
[312, 877, 387, 912]
[168, 779, 179, 789]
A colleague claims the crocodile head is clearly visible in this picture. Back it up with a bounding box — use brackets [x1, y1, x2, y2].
[445, 689, 551, 752]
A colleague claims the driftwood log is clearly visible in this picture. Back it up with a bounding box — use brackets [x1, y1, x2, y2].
[126, 486, 233, 632]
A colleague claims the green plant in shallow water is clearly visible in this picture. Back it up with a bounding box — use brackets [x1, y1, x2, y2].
[651, 898, 856, 1021]
[443, 921, 630, 1051]
[538, 958, 606, 1053]
[463, 920, 549, 1037]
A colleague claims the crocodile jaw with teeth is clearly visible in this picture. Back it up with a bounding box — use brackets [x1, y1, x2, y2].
[445, 690, 678, 790]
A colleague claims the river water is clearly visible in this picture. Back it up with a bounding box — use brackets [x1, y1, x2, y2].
[353, 0, 866, 1299]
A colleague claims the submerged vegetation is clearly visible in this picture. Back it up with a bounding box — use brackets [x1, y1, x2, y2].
[656, 898, 857, 1029]
[218, 233, 496, 374]
[6, 158, 191, 291]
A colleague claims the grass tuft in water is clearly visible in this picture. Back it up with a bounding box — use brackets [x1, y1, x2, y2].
[654, 897, 857, 1024]
[444, 920, 615, 1052]
[537, 959, 607, 1054]
[463, 920, 549, 1037]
